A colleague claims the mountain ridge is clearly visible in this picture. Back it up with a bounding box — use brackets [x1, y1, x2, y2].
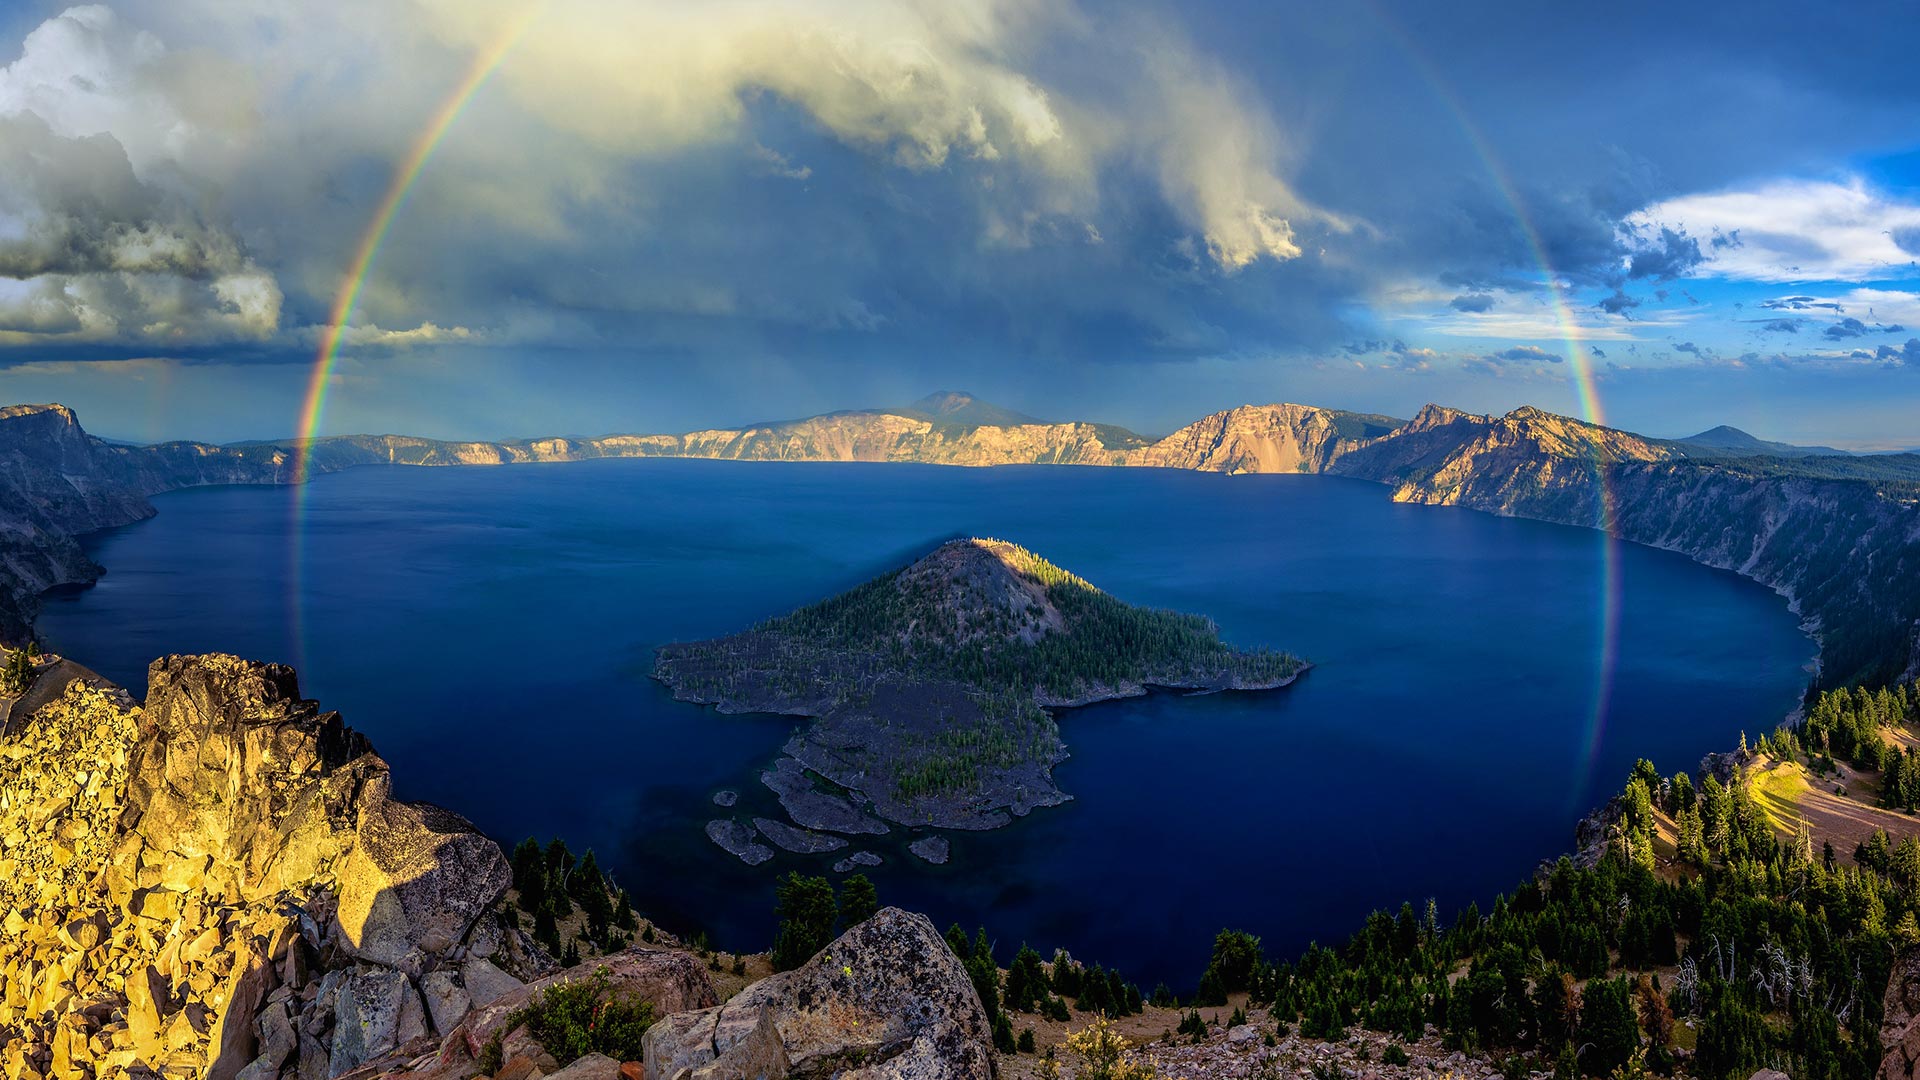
[2, 396, 1917, 685]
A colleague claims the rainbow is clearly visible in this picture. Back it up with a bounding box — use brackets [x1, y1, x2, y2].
[1358, 2, 1625, 801]
[288, 2, 1627, 788]
[287, 4, 544, 667]
[292, 4, 545, 484]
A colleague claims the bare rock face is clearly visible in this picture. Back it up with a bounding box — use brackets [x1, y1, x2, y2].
[642, 908, 993, 1080]
[334, 791, 511, 971]
[1881, 947, 1920, 1080]
[0, 653, 528, 1080]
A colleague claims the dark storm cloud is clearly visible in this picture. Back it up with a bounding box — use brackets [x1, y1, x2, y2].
[1449, 293, 1497, 313]
[1626, 227, 1705, 280]
[1757, 319, 1803, 333]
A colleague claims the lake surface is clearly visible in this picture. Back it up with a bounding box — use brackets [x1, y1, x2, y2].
[38, 459, 1814, 986]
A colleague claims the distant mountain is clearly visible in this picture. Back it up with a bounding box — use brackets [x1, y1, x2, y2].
[3, 395, 1918, 685]
[898, 391, 1043, 431]
[1678, 424, 1850, 458]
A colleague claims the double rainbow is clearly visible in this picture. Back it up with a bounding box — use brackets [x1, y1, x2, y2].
[290, 4, 1626, 793]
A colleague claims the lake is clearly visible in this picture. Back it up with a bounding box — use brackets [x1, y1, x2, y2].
[37, 459, 1814, 987]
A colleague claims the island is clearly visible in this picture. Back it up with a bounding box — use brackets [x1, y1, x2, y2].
[655, 537, 1307, 856]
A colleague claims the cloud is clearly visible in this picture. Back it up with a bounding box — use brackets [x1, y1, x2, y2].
[1760, 295, 1845, 312]
[1757, 318, 1801, 333]
[1482, 345, 1562, 364]
[0, 10, 280, 344]
[1628, 177, 1920, 283]
[417, 0, 1329, 272]
[1597, 290, 1640, 315]
[1448, 293, 1496, 313]
[1877, 339, 1920, 367]
[1623, 226, 1704, 281]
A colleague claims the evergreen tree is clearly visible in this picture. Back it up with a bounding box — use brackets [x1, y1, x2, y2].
[1579, 976, 1640, 1078]
[544, 838, 575, 917]
[1201, 928, 1262, 994]
[770, 873, 837, 972]
[837, 874, 879, 928]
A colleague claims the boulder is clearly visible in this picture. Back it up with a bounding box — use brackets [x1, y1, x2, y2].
[328, 968, 426, 1077]
[460, 956, 525, 1007]
[646, 1002, 788, 1080]
[549, 1053, 627, 1079]
[420, 968, 474, 1034]
[334, 789, 511, 971]
[643, 908, 992, 1079]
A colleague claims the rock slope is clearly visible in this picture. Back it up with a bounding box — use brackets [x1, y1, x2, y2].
[0, 653, 533, 1080]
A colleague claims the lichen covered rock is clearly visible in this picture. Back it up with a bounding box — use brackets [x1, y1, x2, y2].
[643, 908, 992, 1079]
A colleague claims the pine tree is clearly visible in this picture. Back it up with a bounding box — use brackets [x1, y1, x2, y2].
[1578, 976, 1640, 1078]
[771, 873, 837, 972]
[837, 874, 878, 929]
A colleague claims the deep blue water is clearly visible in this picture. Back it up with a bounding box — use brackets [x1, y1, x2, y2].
[37, 460, 1813, 986]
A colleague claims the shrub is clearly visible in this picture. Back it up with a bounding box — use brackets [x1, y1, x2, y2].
[501, 967, 655, 1066]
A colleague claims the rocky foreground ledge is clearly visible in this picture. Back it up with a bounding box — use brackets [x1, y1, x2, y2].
[0, 652, 996, 1080]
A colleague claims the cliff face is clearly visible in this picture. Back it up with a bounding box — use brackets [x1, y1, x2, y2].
[1125, 402, 1400, 474]
[0, 653, 526, 1080]
[0, 406, 161, 642]
[5, 396, 1918, 684]
[1334, 405, 1920, 685]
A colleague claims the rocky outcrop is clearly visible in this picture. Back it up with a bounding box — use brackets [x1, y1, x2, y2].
[642, 908, 994, 1080]
[1124, 402, 1398, 474]
[0, 653, 533, 1080]
[1882, 947, 1920, 1080]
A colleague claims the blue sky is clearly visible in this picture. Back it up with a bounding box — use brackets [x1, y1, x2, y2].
[0, 0, 1917, 447]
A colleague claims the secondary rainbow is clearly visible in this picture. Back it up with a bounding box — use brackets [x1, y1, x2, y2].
[1359, 2, 1626, 801]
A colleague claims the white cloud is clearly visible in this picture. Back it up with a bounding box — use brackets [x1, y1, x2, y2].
[1629, 177, 1920, 283]
[0, 10, 281, 345]
[413, 0, 1327, 271]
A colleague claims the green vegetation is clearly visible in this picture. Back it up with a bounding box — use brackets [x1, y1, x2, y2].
[0, 643, 37, 696]
[771, 872, 838, 971]
[770, 871, 883, 972]
[479, 966, 653, 1072]
[509, 837, 637, 957]
[837, 873, 879, 927]
[891, 693, 1060, 800]
[753, 540, 1301, 700]
[1171, 718, 1910, 1080]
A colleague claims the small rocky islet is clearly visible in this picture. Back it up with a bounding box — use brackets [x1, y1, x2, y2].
[656, 537, 1307, 866]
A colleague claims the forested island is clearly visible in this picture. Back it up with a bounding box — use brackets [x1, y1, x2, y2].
[654, 538, 1305, 848]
